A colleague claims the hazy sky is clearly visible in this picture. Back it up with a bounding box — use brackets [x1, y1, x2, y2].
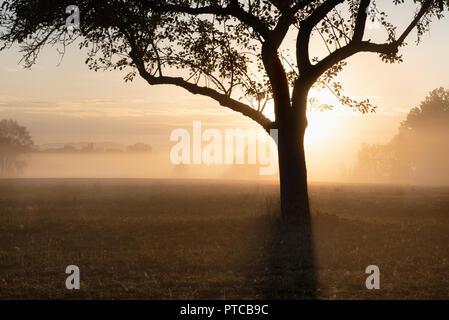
[1, 2, 448, 180]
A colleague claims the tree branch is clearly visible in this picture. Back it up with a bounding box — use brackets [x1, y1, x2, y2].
[397, 0, 433, 44]
[145, 0, 271, 39]
[270, 0, 317, 48]
[297, 0, 345, 72]
[131, 53, 275, 130]
[353, 0, 371, 42]
[310, 0, 433, 82]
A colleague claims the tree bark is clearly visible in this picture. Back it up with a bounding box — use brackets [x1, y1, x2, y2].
[276, 80, 310, 220]
[262, 41, 311, 220]
[278, 118, 310, 220]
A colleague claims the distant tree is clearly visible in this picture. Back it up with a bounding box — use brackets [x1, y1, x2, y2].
[399, 87, 449, 134]
[352, 143, 396, 183]
[0, 119, 34, 176]
[394, 87, 449, 183]
[126, 143, 152, 153]
[352, 88, 449, 184]
[1, 0, 447, 217]
[81, 143, 95, 153]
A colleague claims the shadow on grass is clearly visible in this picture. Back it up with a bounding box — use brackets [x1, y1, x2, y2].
[262, 201, 317, 299]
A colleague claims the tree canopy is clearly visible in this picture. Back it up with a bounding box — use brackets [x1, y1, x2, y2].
[399, 87, 449, 134]
[1, 1, 447, 130]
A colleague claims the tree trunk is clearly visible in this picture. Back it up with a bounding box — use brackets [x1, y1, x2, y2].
[277, 104, 310, 220]
[261, 43, 311, 219]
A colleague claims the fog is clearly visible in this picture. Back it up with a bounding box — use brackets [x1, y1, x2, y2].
[20, 152, 279, 181]
[13, 129, 449, 185]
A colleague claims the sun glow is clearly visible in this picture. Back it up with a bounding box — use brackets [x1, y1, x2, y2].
[262, 87, 345, 146]
[305, 88, 344, 146]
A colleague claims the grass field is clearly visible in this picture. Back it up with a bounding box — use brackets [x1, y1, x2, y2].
[0, 179, 448, 299]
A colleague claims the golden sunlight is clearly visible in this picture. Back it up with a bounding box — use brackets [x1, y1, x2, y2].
[305, 88, 343, 146]
[263, 88, 344, 146]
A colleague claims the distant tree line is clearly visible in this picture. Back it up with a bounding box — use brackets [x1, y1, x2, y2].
[351, 88, 449, 185]
[0, 118, 154, 177]
[41, 142, 152, 154]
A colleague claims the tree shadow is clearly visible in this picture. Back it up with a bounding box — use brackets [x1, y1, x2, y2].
[262, 201, 317, 299]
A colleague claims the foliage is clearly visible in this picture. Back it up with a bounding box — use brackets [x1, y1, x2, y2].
[352, 87, 449, 184]
[399, 87, 449, 133]
[1, 1, 446, 129]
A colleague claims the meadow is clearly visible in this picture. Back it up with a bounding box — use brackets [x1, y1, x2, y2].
[0, 179, 448, 299]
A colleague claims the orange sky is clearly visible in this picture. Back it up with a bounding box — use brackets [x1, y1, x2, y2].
[1, 3, 448, 181]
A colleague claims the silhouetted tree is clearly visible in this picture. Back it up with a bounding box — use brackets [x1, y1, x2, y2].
[399, 87, 449, 134]
[395, 87, 449, 183]
[1, 0, 447, 217]
[0, 119, 34, 176]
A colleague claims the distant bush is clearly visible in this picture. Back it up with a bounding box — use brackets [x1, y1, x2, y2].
[0, 119, 34, 176]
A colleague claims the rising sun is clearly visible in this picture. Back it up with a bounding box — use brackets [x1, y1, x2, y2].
[262, 88, 344, 146]
[305, 88, 344, 146]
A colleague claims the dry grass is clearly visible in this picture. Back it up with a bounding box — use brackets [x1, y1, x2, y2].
[0, 179, 448, 299]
